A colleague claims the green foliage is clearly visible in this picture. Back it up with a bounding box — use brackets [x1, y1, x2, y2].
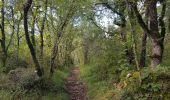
[0, 66, 70, 100]
[80, 64, 114, 100]
[113, 66, 170, 100]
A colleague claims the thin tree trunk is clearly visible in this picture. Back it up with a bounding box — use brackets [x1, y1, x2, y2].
[23, 0, 43, 77]
[0, 0, 7, 68]
[139, 31, 147, 67]
[126, 0, 139, 70]
[16, 13, 22, 65]
[159, 1, 166, 62]
[120, 26, 134, 65]
[39, 0, 48, 70]
[50, 41, 58, 77]
[31, 16, 36, 49]
[16, 20, 21, 65]
[139, 4, 149, 68]
[6, 6, 15, 53]
[49, 7, 75, 77]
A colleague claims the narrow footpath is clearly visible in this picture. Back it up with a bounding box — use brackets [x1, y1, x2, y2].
[65, 67, 88, 100]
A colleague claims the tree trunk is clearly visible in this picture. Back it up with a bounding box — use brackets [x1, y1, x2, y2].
[126, 1, 139, 70]
[16, 13, 22, 65]
[23, 0, 43, 77]
[31, 16, 36, 49]
[0, 0, 7, 68]
[49, 7, 75, 77]
[131, 0, 162, 68]
[150, 39, 161, 68]
[159, 1, 166, 61]
[120, 26, 134, 65]
[39, 0, 48, 69]
[50, 41, 58, 77]
[139, 4, 149, 68]
[16, 19, 21, 65]
[139, 31, 147, 67]
[148, 0, 161, 68]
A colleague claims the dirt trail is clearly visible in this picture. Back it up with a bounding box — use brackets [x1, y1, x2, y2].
[65, 67, 88, 100]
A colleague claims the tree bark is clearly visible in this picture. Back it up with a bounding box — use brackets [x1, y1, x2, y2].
[139, 30, 147, 67]
[129, 0, 163, 68]
[148, 0, 161, 68]
[0, 0, 7, 68]
[23, 0, 43, 77]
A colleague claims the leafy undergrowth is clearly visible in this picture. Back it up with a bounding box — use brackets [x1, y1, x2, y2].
[80, 64, 170, 100]
[0, 67, 70, 100]
[115, 66, 170, 100]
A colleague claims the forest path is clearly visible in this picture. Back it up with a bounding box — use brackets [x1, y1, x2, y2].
[65, 67, 88, 100]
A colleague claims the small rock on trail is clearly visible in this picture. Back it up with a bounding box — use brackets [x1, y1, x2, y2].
[65, 67, 88, 100]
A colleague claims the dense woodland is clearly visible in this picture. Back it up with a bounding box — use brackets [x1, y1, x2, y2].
[0, 0, 170, 100]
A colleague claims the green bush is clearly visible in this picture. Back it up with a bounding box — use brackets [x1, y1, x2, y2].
[114, 66, 170, 100]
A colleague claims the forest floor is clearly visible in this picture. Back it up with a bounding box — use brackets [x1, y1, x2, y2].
[65, 67, 88, 100]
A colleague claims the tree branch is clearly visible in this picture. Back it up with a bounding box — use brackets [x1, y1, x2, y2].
[131, 2, 151, 35]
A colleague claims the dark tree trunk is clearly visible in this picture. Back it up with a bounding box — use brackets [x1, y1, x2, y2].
[0, 0, 7, 68]
[159, 1, 166, 62]
[139, 31, 147, 67]
[23, 0, 43, 77]
[50, 41, 58, 77]
[31, 16, 36, 49]
[139, 4, 149, 68]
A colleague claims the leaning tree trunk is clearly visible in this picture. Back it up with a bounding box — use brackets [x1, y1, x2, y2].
[31, 15, 36, 49]
[23, 0, 43, 77]
[49, 5, 75, 77]
[139, 3, 149, 68]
